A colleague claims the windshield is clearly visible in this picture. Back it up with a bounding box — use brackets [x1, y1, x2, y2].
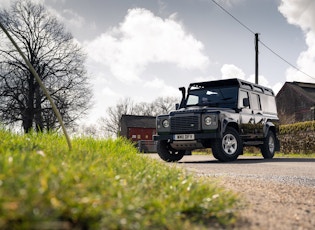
[186, 86, 238, 109]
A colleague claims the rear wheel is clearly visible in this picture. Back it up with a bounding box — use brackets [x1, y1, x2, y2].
[212, 127, 242, 162]
[157, 140, 185, 162]
[260, 131, 276, 159]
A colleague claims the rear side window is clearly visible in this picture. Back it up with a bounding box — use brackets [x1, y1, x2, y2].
[260, 95, 277, 114]
[250, 94, 261, 110]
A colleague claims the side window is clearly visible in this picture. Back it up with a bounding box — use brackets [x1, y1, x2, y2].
[239, 90, 250, 109]
[260, 95, 277, 114]
[251, 94, 261, 111]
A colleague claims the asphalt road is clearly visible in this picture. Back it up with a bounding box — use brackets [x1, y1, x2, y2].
[147, 154, 315, 187]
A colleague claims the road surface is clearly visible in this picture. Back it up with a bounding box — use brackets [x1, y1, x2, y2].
[146, 154, 315, 229]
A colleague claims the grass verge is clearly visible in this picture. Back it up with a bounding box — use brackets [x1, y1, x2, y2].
[0, 130, 240, 229]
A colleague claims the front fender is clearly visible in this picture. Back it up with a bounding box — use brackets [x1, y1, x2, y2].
[220, 117, 239, 137]
[263, 121, 279, 137]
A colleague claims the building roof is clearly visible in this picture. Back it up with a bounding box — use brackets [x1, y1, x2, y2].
[277, 81, 315, 104]
[120, 115, 156, 128]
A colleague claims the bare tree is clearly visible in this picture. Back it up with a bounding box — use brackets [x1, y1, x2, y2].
[0, 0, 91, 133]
[99, 98, 134, 137]
[99, 96, 179, 137]
[133, 102, 155, 116]
[151, 96, 179, 115]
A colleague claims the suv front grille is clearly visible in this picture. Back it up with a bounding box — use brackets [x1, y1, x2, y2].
[170, 115, 200, 133]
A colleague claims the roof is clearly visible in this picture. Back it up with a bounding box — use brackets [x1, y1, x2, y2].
[189, 78, 274, 95]
[277, 81, 315, 103]
[120, 115, 156, 128]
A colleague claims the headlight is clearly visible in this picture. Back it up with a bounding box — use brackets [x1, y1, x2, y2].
[202, 114, 218, 130]
[162, 119, 169, 128]
[204, 116, 212, 126]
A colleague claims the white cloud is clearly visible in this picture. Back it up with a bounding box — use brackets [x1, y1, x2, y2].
[0, 0, 11, 8]
[84, 8, 209, 83]
[144, 78, 178, 97]
[220, 64, 283, 94]
[247, 74, 269, 87]
[220, 64, 245, 80]
[279, 0, 315, 83]
[61, 9, 85, 28]
[279, 0, 315, 31]
[46, 6, 85, 30]
[194, 76, 218, 83]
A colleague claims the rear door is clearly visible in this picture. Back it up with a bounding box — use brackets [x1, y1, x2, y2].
[249, 93, 264, 138]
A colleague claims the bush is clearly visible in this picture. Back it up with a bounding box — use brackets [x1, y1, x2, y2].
[280, 121, 315, 134]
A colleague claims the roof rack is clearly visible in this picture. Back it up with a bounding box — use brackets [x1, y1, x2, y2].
[189, 78, 275, 96]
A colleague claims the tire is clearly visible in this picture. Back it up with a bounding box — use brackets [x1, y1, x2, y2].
[157, 140, 185, 162]
[212, 127, 242, 162]
[260, 130, 276, 159]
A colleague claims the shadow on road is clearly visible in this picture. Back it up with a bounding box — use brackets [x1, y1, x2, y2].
[178, 157, 315, 164]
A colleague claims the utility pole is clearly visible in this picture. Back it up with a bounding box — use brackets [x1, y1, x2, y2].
[255, 33, 259, 84]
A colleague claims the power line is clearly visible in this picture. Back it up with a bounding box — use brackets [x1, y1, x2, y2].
[259, 40, 315, 80]
[210, 0, 255, 35]
[209, 0, 315, 81]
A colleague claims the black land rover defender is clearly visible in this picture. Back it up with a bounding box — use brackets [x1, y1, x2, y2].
[154, 78, 280, 162]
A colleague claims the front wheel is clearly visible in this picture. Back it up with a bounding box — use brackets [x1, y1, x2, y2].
[212, 127, 243, 162]
[157, 140, 185, 162]
[260, 131, 276, 159]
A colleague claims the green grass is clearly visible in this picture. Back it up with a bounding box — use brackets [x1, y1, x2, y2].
[0, 130, 240, 229]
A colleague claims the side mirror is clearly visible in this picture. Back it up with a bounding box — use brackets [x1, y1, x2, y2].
[243, 98, 250, 108]
[175, 103, 180, 110]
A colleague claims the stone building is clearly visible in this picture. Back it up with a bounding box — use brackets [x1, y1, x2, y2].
[276, 81, 315, 124]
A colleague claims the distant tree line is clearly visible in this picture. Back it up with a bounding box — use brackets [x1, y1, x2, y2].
[78, 97, 179, 138]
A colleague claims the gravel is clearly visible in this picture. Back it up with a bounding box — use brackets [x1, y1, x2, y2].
[145, 154, 315, 229]
[214, 176, 315, 230]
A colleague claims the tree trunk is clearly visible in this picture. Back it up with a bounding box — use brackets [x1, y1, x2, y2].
[23, 73, 35, 133]
[35, 86, 44, 132]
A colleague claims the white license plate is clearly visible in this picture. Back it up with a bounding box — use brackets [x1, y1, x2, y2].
[174, 134, 195, 140]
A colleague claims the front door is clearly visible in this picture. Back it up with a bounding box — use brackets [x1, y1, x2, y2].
[239, 90, 256, 139]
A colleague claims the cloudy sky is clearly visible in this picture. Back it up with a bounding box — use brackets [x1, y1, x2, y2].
[1, 0, 315, 124]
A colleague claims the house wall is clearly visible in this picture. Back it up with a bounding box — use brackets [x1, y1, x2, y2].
[128, 127, 156, 141]
[276, 83, 315, 124]
[276, 85, 295, 123]
[120, 115, 156, 140]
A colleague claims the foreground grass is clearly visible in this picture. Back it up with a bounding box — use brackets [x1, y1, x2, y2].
[0, 130, 239, 229]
